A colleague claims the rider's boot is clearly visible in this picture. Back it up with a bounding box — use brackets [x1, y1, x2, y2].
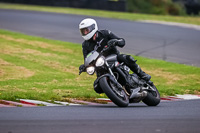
[129, 62, 151, 82]
[120, 54, 151, 82]
[137, 67, 151, 81]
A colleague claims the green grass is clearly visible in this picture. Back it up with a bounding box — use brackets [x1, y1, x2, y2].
[0, 3, 200, 25]
[0, 30, 200, 102]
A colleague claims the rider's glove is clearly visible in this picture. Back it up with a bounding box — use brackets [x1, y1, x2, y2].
[79, 64, 86, 74]
[108, 39, 118, 47]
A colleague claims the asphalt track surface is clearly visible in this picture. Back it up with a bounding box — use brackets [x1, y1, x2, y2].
[0, 9, 200, 66]
[0, 100, 200, 133]
[0, 9, 200, 133]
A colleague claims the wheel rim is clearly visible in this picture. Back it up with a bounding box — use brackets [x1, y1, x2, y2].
[109, 81, 128, 101]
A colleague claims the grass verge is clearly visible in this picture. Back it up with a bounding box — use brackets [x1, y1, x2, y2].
[0, 3, 200, 25]
[0, 29, 199, 101]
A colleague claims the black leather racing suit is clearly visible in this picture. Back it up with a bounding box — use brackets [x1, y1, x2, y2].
[81, 30, 151, 82]
[82, 30, 124, 59]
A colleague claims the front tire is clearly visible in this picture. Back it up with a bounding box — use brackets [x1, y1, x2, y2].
[99, 77, 129, 107]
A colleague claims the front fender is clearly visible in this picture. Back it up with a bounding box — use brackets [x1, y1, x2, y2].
[94, 74, 116, 86]
[93, 74, 112, 94]
[93, 74, 111, 94]
[94, 74, 122, 93]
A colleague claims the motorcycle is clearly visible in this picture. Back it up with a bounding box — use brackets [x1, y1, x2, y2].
[79, 44, 160, 107]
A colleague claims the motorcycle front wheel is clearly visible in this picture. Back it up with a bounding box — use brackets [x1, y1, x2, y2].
[99, 77, 129, 107]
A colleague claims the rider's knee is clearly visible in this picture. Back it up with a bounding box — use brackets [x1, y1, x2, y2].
[117, 54, 126, 62]
[126, 55, 136, 63]
[117, 54, 137, 65]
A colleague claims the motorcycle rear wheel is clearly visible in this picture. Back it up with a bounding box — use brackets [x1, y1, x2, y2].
[142, 83, 160, 106]
[99, 77, 129, 107]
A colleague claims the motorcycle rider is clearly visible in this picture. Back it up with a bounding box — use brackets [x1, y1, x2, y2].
[79, 18, 151, 82]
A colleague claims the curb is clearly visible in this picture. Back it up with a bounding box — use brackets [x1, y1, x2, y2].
[160, 94, 200, 101]
[97, 94, 200, 103]
[70, 99, 103, 105]
[0, 100, 37, 107]
[1, 94, 200, 107]
[96, 98, 112, 103]
[0, 103, 16, 107]
[54, 101, 80, 106]
[19, 99, 63, 106]
[176, 94, 200, 100]
[20, 99, 37, 106]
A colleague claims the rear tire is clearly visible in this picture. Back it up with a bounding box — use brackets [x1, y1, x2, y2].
[142, 83, 160, 106]
[99, 77, 129, 107]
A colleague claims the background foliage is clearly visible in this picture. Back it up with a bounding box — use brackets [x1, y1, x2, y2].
[127, 0, 186, 15]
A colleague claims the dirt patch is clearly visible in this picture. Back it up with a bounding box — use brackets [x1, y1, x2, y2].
[53, 89, 72, 95]
[143, 68, 183, 85]
[194, 90, 200, 95]
[0, 85, 27, 92]
[43, 61, 78, 75]
[0, 34, 73, 53]
[63, 66, 78, 75]
[0, 44, 58, 57]
[30, 87, 47, 93]
[0, 58, 35, 81]
[0, 68, 5, 77]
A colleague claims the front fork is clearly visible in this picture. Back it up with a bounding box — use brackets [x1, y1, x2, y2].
[102, 62, 130, 96]
[105, 62, 123, 89]
[94, 62, 122, 92]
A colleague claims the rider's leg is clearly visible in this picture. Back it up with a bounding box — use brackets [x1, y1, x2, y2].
[117, 54, 151, 81]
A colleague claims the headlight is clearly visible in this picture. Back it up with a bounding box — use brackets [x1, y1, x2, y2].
[86, 66, 95, 75]
[95, 57, 105, 67]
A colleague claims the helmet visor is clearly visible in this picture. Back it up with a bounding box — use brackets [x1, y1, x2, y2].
[80, 24, 95, 36]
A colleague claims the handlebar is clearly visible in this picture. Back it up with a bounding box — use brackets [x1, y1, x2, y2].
[100, 45, 111, 54]
[79, 44, 111, 75]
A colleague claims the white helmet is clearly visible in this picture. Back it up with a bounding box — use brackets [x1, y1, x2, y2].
[79, 18, 98, 40]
